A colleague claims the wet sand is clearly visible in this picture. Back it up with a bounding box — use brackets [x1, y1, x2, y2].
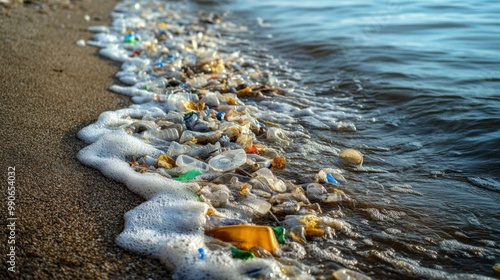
[0, 1, 169, 278]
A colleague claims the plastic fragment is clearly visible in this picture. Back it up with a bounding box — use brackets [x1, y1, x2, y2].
[230, 247, 255, 260]
[172, 169, 203, 181]
[138, 155, 156, 167]
[156, 154, 176, 169]
[124, 32, 138, 44]
[176, 154, 209, 172]
[198, 248, 206, 260]
[209, 224, 280, 253]
[272, 226, 286, 244]
[326, 173, 341, 184]
[208, 149, 247, 172]
[246, 144, 259, 154]
[299, 215, 326, 237]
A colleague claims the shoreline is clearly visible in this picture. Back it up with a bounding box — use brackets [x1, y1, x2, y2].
[0, 1, 169, 278]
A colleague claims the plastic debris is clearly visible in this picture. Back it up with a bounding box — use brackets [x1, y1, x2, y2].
[272, 226, 286, 244]
[176, 154, 209, 172]
[78, 1, 379, 277]
[208, 149, 247, 172]
[198, 248, 206, 260]
[209, 224, 280, 253]
[326, 173, 340, 184]
[172, 169, 203, 181]
[230, 247, 255, 260]
[156, 154, 176, 169]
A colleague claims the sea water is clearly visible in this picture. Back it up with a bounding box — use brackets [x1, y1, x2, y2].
[78, 0, 500, 279]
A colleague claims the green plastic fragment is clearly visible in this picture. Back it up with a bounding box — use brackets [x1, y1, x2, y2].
[230, 247, 255, 260]
[272, 226, 286, 244]
[172, 169, 203, 181]
[124, 34, 137, 44]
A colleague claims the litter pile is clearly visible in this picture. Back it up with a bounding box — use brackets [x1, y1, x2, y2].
[78, 0, 369, 279]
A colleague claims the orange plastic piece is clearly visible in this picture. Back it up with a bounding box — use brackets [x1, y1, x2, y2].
[246, 144, 259, 155]
[209, 224, 279, 253]
[271, 157, 286, 169]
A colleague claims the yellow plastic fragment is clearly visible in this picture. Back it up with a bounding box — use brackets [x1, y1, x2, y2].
[239, 183, 252, 196]
[305, 227, 325, 237]
[183, 101, 205, 111]
[212, 59, 225, 73]
[226, 97, 238, 105]
[206, 208, 224, 217]
[299, 215, 326, 237]
[143, 41, 157, 52]
[158, 22, 169, 28]
[209, 224, 280, 253]
[236, 86, 253, 97]
[156, 154, 176, 169]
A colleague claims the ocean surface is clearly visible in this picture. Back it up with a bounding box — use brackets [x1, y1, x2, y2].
[79, 0, 499, 279]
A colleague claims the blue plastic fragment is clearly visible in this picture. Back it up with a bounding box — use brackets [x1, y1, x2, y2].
[216, 111, 225, 120]
[198, 247, 206, 260]
[326, 173, 341, 184]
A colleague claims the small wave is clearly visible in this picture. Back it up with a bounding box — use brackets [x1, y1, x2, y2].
[467, 177, 500, 192]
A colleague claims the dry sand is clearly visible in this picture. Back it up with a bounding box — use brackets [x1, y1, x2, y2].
[1, 1, 170, 278]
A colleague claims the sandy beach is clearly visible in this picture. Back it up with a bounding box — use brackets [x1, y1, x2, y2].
[1, 1, 169, 278]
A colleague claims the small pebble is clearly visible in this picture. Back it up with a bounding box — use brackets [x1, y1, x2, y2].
[76, 39, 86, 46]
[339, 148, 363, 166]
[493, 263, 500, 274]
